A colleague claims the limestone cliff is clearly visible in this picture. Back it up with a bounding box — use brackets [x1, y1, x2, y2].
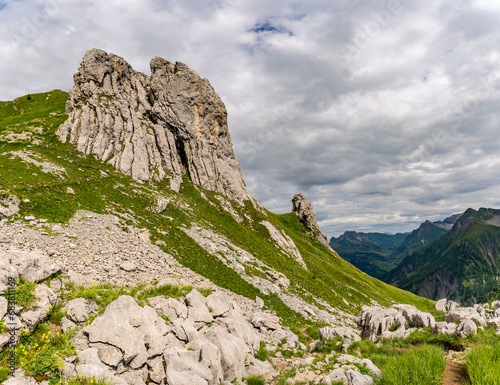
[57, 49, 249, 202]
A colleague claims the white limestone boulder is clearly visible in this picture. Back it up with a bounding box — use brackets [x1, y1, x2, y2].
[85, 295, 169, 369]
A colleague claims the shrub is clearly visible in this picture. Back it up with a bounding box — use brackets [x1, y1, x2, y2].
[314, 335, 343, 354]
[388, 322, 400, 332]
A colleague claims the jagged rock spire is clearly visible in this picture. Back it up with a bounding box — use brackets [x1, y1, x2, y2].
[57, 49, 249, 202]
[292, 193, 329, 246]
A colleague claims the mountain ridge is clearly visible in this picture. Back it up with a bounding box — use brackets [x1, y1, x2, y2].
[385, 207, 500, 304]
[387, 215, 461, 266]
[328, 214, 462, 280]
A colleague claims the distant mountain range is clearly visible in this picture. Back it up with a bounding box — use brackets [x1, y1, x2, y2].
[329, 231, 407, 279]
[329, 213, 461, 280]
[390, 216, 460, 265]
[385, 208, 500, 305]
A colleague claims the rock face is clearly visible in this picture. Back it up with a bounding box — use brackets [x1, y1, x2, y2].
[57, 49, 249, 202]
[67, 292, 283, 384]
[260, 221, 306, 268]
[445, 307, 486, 327]
[292, 194, 329, 245]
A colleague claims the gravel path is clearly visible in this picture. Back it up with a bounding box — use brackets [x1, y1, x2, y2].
[443, 352, 468, 385]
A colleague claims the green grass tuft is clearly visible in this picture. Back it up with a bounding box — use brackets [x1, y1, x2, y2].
[466, 343, 500, 384]
[378, 344, 445, 385]
[65, 283, 140, 313]
[16, 327, 75, 377]
[244, 375, 265, 385]
[64, 375, 117, 384]
[136, 283, 194, 301]
[13, 279, 37, 308]
[314, 335, 343, 354]
[255, 340, 269, 361]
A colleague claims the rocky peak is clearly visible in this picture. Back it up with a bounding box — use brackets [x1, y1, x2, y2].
[292, 194, 329, 246]
[340, 231, 364, 240]
[57, 49, 249, 202]
[338, 231, 378, 246]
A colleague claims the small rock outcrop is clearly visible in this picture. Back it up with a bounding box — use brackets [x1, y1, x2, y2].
[57, 49, 249, 202]
[445, 307, 486, 327]
[356, 304, 427, 342]
[358, 299, 500, 342]
[0, 250, 63, 294]
[456, 319, 477, 338]
[434, 298, 459, 312]
[284, 352, 381, 385]
[292, 194, 329, 245]
[0, 195, 20, 219]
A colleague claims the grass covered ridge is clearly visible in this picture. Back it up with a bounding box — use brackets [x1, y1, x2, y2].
[1, 90, 433, 335]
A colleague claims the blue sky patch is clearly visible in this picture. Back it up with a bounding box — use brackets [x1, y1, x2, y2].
[250, 22, 292, 36]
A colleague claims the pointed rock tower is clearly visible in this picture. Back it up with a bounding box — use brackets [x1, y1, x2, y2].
[292, 193, 329, 246]
[57, 49, 249, 202]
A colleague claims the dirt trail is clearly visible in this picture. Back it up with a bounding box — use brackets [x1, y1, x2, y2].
[443, 352, 469, 385]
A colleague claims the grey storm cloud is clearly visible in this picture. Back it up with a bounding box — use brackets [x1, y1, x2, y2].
[1, 0, 500, 237]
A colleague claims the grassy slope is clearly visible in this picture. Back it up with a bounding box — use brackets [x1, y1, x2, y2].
[270, 213, 433, 311]
[0, 91, 434, 331]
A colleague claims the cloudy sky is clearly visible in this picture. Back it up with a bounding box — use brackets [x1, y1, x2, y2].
[1, 0, 500, 237]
